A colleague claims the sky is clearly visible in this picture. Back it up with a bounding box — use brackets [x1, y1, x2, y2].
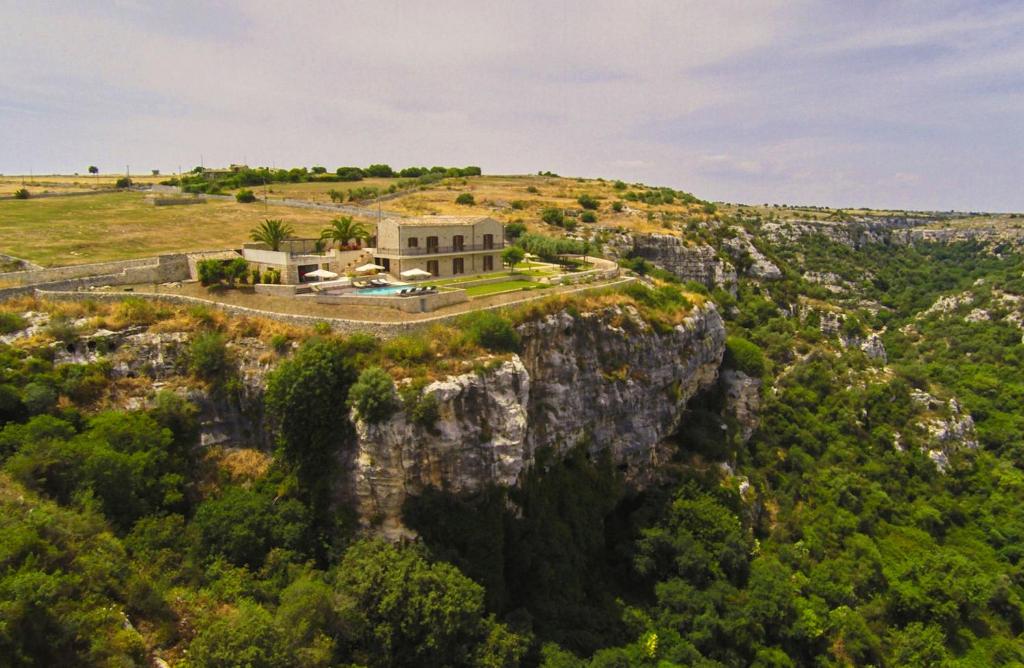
[2, 0, 1023, 212]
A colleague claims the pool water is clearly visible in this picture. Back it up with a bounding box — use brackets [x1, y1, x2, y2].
[358, 285, 410, 296]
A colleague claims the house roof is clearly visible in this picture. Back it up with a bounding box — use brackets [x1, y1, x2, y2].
[382, 215, 499, 227]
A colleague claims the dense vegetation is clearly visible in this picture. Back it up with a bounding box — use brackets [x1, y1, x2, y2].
[167, 164, 482, 196]
[3, 226, 1024, 665]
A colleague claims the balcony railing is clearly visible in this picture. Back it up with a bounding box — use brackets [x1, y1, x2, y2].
[376, 243, 504, 256]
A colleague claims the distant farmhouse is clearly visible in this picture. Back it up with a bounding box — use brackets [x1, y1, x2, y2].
[373, 216, 504, 279]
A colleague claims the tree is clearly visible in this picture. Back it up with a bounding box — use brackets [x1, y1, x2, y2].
[335, 539, 527, 667]
[335, 167, 364, 181]
[502, 246, 525, 272]
[505, 221, 526, 239]
[250, 219, 294, 252]
[310, 166, 327, 174]
[88, 165, 98, 175]
[348, 367, 398, 424]
[455, 193, 475, 205]
[320, 216, 369, 249]
[115, 177, 132, 189]
[187, 599, 288, 668]
[364, 164, 394, 178]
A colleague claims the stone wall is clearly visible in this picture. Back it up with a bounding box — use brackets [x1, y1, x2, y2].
[0, 255, 191, 300]
[315, 288, 468, 313]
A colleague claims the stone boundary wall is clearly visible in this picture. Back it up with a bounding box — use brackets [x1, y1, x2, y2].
[315, 288, 468, 313]
[152, 197, 206, 206]
[2, 256, 165, 286]
[0, 253, 42, 271]
[0, 188, 120, 201]
[0, 255, 191, 300]
[194, 192, 404, 219]
[34, 277, 636, 338]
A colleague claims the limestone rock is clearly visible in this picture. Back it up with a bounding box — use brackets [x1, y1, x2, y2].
[721, 369, 761, 443]
[630, 234, 737, 292]
[721, 228, 782, 280]
[350, 304, 727, 532]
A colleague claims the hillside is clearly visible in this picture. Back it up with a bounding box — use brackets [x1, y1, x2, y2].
[2, 171, 1024, 666]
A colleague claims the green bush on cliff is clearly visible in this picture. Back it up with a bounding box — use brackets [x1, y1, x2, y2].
[724, 336, 767, 377]
[348, 366, 398, 424]
[459, 310, 520, 352]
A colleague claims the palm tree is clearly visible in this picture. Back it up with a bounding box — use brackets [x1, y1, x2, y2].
[320, 216, 369, 249]
[250, 219, 294, 252]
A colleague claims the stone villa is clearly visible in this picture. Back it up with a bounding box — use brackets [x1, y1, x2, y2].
[372, 216, 504, 279]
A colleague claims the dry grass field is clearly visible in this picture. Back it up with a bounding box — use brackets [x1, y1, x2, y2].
[0, 171, 721, 269]
[0, 173, 169, 196]
[236, 178, 402, 204]
[0, 191, 352, 266]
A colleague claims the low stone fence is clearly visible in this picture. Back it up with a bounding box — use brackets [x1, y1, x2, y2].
[33, 277, 636, 338]
[315, 288, 467, 313]
[0, 188, 119, 201]
[546, 258, 620, 286]
[0, 255, 191, 300]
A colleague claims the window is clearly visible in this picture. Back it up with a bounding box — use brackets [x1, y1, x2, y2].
[453, 258, 465, 275]
[483, 255, 494, 271]
[483, 233, 494, 250]
[408, 237, 418, 248]
[427, 260, 439, 276]
[426, 236, 439, 253]
[453, 234, 465, 251]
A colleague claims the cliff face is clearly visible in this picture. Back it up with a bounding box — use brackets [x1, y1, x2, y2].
[352, 304, 727, 535]
[631, 235, 737, 292]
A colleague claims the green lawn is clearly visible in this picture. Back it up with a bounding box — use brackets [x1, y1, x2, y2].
[464, 279, 545, 297]
[0, 192, 338, 266]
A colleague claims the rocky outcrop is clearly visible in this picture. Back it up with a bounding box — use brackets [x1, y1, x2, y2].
[630, 234, 737, 292]
[721, 369, 761, 443]
[721, 228, 782, 280]
[859, 334, 887, 362]
[351, 304, 727, 535]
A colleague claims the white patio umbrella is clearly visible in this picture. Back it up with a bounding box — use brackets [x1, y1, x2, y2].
[400, 268, 432, 280]
[305, 268, 338, 281]
[355, 263, 386, 274]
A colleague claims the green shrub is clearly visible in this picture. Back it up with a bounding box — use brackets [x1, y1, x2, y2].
[577, 194, 599, 210]
[188, 332, 232, 382]
[236, 188, 257, 203]
[724, 336, 767, 377]
[460, 310, 520, 352]
[455, 193, 475, 205]
[22, 382, 57, 415]
[0, 312, 26, 334]
[269, 334, 291, 355]
[46, 316, 78, 344]
[541, 207, 564, 226]
[348, 367, 398, 424]
[13, 188, 29, 199]
[611, 201, 624, 212]
[580, 211, 597, 223]
[613, 180, 627, 190]
[197, 259, 225, 286]
[526, 185, 539, 194]
[382, 335, 431, 364]
[114, 297, 157, 325]
[115, 177, 132, 189]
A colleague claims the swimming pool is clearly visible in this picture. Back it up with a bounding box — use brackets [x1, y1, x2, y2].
[357, 285, 409, 296]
